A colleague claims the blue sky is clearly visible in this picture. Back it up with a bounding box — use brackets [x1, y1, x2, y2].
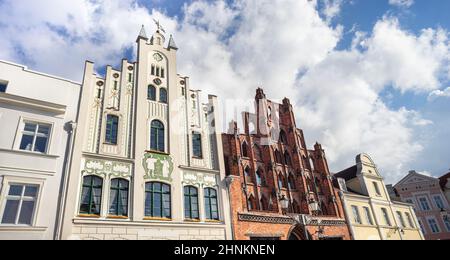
[0, 0, 449, 182]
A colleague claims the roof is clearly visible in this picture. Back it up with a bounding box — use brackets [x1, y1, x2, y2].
[334, 165, 357, 181]
[439, 172, 450, 189]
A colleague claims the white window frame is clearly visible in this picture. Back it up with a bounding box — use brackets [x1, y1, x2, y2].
[363, 206, 374, 225]
[351, 205, 362, 224]
[418, 218, 426, 235]
[417, 196, 431, 211]
[13, 117, 54, 155]
[432, 195, 446, 210]
[426, 217, 441, 234]
[0, 176, 44, 227]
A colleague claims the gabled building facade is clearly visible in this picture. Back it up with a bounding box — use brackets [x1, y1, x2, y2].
[59, 26, 232, 240]
[222, 89, 350, 240]
[394, 171, 450, 240]
[0, 60, 80, 240]
[335, 154, 424, 240]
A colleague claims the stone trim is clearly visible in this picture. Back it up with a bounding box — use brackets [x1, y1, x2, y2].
[238, 213, 295, 224]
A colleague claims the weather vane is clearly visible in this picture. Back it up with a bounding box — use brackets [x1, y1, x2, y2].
[153, 19, 166, 33]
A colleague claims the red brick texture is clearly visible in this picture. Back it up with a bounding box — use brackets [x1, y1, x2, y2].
[223, 89, 351, 240]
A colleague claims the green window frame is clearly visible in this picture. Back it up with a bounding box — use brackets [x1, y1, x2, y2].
[145, 182, 171, 219]
[79, 176, 103, 215]
[108, 178, 129, 217]
[150, 120, 165, 152]
[184, 186, 199, 220]
[192, 132, 203, 158]
[160, 88, 167, 103]
[204, 188, 219, 220]
[105, 115, 119, 145]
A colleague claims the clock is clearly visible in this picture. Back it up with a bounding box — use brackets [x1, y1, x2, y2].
[153, 53, 163, 62]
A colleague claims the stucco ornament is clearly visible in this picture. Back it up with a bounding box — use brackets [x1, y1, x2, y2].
[182, 172, 217, 188]
[83, 159, 132, 178]
[143, 152, 174, 181]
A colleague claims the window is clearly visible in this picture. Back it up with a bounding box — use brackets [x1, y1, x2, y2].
[381, 208, 392, 226]
[241, 142, 249, 158]
[151, 65, 155, 76]
[145, 182, 171, 219]
[433, 195, 445, 210]
[108, 179, 129, 217]
[351, 206, 362, 224]
[1, 184, 39, 225]
[279, 130, 287, 144]
[418, 219, 426, 234]
[373, 182, 381, 196]
[192, 132, 203, 158]
[284, 152, 292, 166]
[0, 81, 7, 92]
[260, 196, 268, 211]
[427, 218, 440, 233]
[184, 186, 199, 220]
[204, 188, 219, 220]
[396, 211, 406, 228]
[275, 150, 283, 164]
[97, 88, 102, 99]
[128, 73, 133, 83]
[150, 120, 165, 152]
[292, 200, 300, 213]
[363, 207, 374, 225]
[147, 85, 156, 101]
[113, 81, 118, 90]
[405, 212, 415, 228]
[256, 169, 265, 186]
[244, 166, 252, 183]
[105, 115, 119, 145]
[418, 197, 431, 211]
[19, 122, 51, 153]
[288, 174, 296, 190]
[79, 176, 103, 215]
[160, 88, 167, 103]
[278, 173, 285, 189]
[161, 68, 165, 78]
[444, 218, 450, 232]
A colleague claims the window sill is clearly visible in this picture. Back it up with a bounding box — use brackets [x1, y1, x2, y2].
[77, 214, 101, 219]
[192, 156, 204, 160]
[143, 217, 172, 221]
[0, 148, 59, 159]
[205, 219, 222, 223]
[185, 219, 201, 223]
[106, 216, 129, 220]
[145, 150, 169, 156]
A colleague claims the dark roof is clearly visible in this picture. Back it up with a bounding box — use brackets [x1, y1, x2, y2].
[334, 165, 358, 181]
[439, 172, 450, 189]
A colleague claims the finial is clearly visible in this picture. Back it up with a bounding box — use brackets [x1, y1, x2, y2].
[153, 19, 166, 33]
[168, 34, 178, 50]
[138, 24, 147, 39]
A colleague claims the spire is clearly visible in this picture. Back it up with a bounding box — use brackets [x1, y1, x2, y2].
[168, 34, 178, 50]
[137, 25, 148, 40]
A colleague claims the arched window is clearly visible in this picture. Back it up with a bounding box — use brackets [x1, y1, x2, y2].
[204, 188, 219, 220]
[292, 200, 300, 213]
[260, 196, 268, 211]
[150, 120, 165, 152]
[184, 186, 199, 220]
[288, 174, 296, 190]
[109, 178, 129, 217]
[80, 176, 103, 215]
[315, 177, 323, 194]
[145, 182, 171, 219]
[254, 145, 263, 161]
[247, 195, 256, 211]
[284, 152, 292, 166]
[275, 150, 283, 164]
[244, 166, 252, 183]
[241, 141, 249, 158]
[280, 130, 288, 144]
[278, 173, 286, 189]
[148, 85, 156, 101]
[192, 132, 203, 158]
[151, 65, 155, 76]
[160, 88, 167, 103]
[105, 115, 119, 145]
[256, 168, 265, 186]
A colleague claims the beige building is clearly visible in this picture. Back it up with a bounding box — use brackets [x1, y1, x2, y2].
[334, 154, 424, 240]
[58, 25, 232, 240]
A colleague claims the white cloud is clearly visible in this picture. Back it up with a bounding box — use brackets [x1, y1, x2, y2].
[428, 87, 450, 101]
[0, 0, 449, 183]
[389, 0, 414, 8]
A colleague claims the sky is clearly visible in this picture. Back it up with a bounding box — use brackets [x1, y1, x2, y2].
[0, 0, 449, 183]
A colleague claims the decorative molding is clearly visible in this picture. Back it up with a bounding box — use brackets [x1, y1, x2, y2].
[142, 152, 173, 181]
[182, 172, 217, 188]
[82, 158, 132, 178]
[238, 213, 295, 224]
[0, 92, 66, 115]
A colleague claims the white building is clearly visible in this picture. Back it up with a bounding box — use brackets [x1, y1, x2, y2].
[0, 60, 80, 240]
[59, 25, 232, 240]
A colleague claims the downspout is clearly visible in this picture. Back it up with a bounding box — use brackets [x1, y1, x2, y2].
[225, 176, 236, 240]
[54, 121, 77, 240]
[339, 191, 356, 240]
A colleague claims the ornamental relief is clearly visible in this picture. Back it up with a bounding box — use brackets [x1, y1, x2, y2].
[182, 172, 217, 188]
[82, 158, 132, 178]
[143, 152, 174, 181]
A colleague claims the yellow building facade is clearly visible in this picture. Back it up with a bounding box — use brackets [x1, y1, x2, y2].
[334, 154, 424, 240]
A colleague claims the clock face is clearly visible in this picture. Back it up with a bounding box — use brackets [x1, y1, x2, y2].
[153, 53, 163, 62]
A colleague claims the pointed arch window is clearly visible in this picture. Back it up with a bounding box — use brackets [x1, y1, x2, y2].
[254, 145, 263, 161]
[160, 88, 168, 103]
[280, 130, 288, 144]
[145, 182, 171, 219]
[184, 186, 199, 220]
[247, 195, 256, 211]
[288, 174, 296, 190]
[109, 178, 129, 217]
[278, 173, 286, 189]
[275, 150, 283, 164]
[284, 152, 292, 166]
[244, 166, 253, 183]
[150, 120, 165, 152]
[256, 168, 266, 186]
[260, 195, 268, 211]
[241, 141, 249, 158]
[80, 176, 103, 216]
[148, 85, 156, 101]
[151, 65, 155, 76]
